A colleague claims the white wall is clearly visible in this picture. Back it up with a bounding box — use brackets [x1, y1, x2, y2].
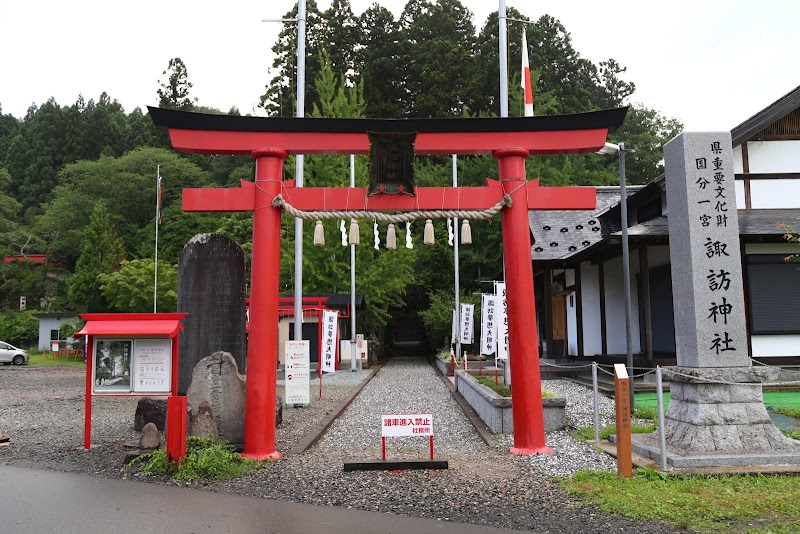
[579, 262, 602, 356]
[602, 252, 642, 355]
[567, 290, 578, 356]
[746, 140, 800, 174]
[733, 145, 744, 174]
[734, 180, 746, 208]
[750, 180, 800, 209]
[751, 336, 800, 357]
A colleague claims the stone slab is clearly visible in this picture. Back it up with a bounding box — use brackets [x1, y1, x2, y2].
[664, 132, 749, 367]
[630, 433, 800, 468]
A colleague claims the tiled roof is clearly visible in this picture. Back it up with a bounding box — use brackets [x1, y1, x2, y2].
[529, 186, 642, 261]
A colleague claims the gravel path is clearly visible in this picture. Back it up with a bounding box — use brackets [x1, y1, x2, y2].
[0, 360, 682, 533]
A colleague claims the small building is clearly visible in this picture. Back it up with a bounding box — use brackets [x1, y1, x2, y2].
[274, 294, 365, 367]
[32, 311, 80, 351]
[532, 85, 800, 364]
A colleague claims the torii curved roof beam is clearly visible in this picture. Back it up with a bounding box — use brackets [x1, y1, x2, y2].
[148, 106, 628, 156]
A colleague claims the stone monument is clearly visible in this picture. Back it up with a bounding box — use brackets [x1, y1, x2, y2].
[177, 233, 247, 395]
[186, 351, 246, 445]
[632, 132, 800, 467]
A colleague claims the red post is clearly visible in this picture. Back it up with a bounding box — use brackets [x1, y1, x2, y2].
[171, 335, 179, 396]
[83, 334, 93, 450]
[429, 435, 434, 460]
[242, 148, 286, 461]
[382, 436, 386, 461]
[166, 396, 188, 463]
[494, 148, 552, 455]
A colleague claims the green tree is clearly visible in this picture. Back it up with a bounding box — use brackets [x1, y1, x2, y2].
[608, 104, 683, 184]
[36, 147, 209, 269]
[398, 0, 478, 117]
[278, 50, 415, 334]
[157, 58, 197, 110]
[259, 1, 325, 116]
[67, 203, 125, 312]
[355, 4, 403, 117]
[99, 258, 177, 312]
[0, 310, 38, 347]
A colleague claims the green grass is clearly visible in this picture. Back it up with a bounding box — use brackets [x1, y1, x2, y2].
[574, 422, 657, 442]
[473, 375, 557, 399]
[134, 437, 267, 481]
[635, 391, 800, 412]
[563, 469, 800, 533]
[773, 406, 800, 419]
[27, 351, 86, 369]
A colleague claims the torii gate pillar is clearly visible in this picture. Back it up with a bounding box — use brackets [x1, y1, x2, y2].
[495, 148, 551, 454]
[244, 148, 286, 460]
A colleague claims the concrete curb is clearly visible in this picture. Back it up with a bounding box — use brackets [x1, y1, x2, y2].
[289, 362, 385, 454]
[435, 363, 496, 448]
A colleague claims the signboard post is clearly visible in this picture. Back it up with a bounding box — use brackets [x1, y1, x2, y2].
[613, 363, 633, 477]
[285, 340, 310, 406]
[381, 414, 434, 461]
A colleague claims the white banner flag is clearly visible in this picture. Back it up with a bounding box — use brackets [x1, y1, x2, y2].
[451, 308, 458, 345]
[460, 304, 474, 344]
[496, 282, 509, 360]
[321, 310, 338, 373]
[480, 294, 497, 355]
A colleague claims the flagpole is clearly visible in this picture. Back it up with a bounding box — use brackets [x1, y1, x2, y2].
[294, 0, 307, 346]
[453, 155, 461, 369]
[153, 165, 160, 313]
[499, 0, 509, 118]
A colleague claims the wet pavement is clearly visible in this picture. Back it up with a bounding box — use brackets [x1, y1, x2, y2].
[0, 464, 522, 534]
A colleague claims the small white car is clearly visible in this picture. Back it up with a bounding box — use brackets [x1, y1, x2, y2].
[0, 341, 28, 365]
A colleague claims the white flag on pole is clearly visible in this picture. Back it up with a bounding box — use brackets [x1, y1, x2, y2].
[480, 294, 497, 355]
[321, 310, 338, 373]
[460, 303, 474, 344]
[496, 282, 509, 360]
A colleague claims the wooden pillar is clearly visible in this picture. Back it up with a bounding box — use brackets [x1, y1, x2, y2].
[742, 142, 752, 209]
[542, 269, 554, 358]
[575, 264, 584, 358]
[494, 148, 551, 455]
[639, 246, 653, 363]
[242, 147, 286, 461]
[598, 261, 608, 355]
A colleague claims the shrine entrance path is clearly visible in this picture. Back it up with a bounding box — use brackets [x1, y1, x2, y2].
[221, 356, 680, 533]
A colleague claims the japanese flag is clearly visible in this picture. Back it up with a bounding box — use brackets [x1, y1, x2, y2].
[521, 31, 534, 117]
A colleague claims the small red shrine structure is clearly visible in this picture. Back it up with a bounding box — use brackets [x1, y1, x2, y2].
[77, 313, 187, 453]
[149, 107, 627, 459]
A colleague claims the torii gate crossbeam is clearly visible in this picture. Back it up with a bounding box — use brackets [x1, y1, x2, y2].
[149, 107, 627, 459]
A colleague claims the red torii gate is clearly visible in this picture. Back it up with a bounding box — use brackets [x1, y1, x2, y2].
[149, 107, 627, 460]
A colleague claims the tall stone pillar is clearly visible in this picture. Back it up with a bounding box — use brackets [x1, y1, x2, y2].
[177, 234, 246, 395]
[636, 132, 800, 466]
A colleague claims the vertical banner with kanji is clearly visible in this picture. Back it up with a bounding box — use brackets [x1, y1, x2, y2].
[321, 310, 338, 373]
[460, 304, 474, 344]
[480, 294, 497, 355]
[495, 282, 509, 360]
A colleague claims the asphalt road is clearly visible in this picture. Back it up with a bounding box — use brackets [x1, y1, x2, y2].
[0, 465, 522, 534]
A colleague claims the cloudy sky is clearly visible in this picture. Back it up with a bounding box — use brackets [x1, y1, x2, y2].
[3, 0, 798, 131]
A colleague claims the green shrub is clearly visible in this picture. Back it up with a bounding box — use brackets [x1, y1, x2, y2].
[0, 310, 39, 347]
[473, 375, 557, 400]
[134, 437, 266, 481]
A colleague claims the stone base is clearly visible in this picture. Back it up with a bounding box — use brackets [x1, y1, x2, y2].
[636, 366, 800, 466]
[630, 433, 800, 468]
